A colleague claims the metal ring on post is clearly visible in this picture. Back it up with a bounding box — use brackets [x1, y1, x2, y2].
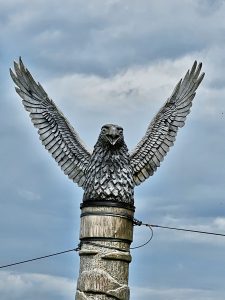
[80, 200, 135, 243]
[81, 199, 135, 212]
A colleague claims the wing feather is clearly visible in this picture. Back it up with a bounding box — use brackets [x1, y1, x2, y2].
[11, 58, 91, 188]
[130, 61, 204, 185]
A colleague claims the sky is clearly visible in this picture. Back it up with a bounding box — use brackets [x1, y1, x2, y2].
[1, 0, 225, 299]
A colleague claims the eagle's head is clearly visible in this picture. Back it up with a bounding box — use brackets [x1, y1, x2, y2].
[98, 124, 124, 148]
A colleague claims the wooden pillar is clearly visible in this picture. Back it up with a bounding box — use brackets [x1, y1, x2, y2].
[75, 201, 135, 300]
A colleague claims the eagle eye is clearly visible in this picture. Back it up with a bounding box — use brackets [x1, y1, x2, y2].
[101, 127, 108, 134]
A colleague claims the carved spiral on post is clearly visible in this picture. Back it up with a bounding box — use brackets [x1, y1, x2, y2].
[76, 201, 135, 300]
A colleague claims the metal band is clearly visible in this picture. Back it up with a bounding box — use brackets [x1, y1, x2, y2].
[80, 237, 132, 244]
[81, 199, 135, 211]
[80, 211, 134, 222]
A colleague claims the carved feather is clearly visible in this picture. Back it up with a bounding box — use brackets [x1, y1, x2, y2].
[10, 58, 91, 187]
[130, 61, 204, 185]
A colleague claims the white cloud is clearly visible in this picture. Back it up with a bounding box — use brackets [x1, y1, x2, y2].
[143, 215, 225, 246]
[214, 217, 225, 231]
[17, 189, 41, 201]
[45, 55, 201, 112]
[0, 271, 75, 300]
[131, 286, 225, 300]
[42, 54, 207, 148]
[3, 271, 224, 300]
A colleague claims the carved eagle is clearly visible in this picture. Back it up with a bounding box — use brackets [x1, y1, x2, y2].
[10, 59, 204, 204]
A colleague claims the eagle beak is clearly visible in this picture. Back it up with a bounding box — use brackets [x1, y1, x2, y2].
[106, 127, 120, 145]
[106, 134, 120, 145]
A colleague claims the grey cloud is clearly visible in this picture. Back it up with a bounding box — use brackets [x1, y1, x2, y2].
[1, 0, 225, 77]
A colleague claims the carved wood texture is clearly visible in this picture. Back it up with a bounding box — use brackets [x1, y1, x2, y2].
[76, 205, 134, 300]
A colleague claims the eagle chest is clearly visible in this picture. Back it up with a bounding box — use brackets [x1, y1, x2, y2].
[83, 148, 134, 203]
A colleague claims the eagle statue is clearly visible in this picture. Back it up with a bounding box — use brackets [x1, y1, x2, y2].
[10, 59, 204, 205]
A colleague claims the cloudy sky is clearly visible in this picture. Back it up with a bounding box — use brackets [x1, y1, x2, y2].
[1, 0, 225, 299]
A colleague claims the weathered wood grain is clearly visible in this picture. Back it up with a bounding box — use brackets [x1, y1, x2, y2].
[76, 204, 134, 300]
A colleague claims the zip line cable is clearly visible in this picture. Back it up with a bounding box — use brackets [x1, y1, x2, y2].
[1, 220, 225, 270]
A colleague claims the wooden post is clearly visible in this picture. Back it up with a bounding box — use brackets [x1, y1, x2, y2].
[75, 201, 135, 300]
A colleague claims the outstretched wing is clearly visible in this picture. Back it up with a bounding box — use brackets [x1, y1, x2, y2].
[10, 58, 91, 188]
[130, 61, 204, 186]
